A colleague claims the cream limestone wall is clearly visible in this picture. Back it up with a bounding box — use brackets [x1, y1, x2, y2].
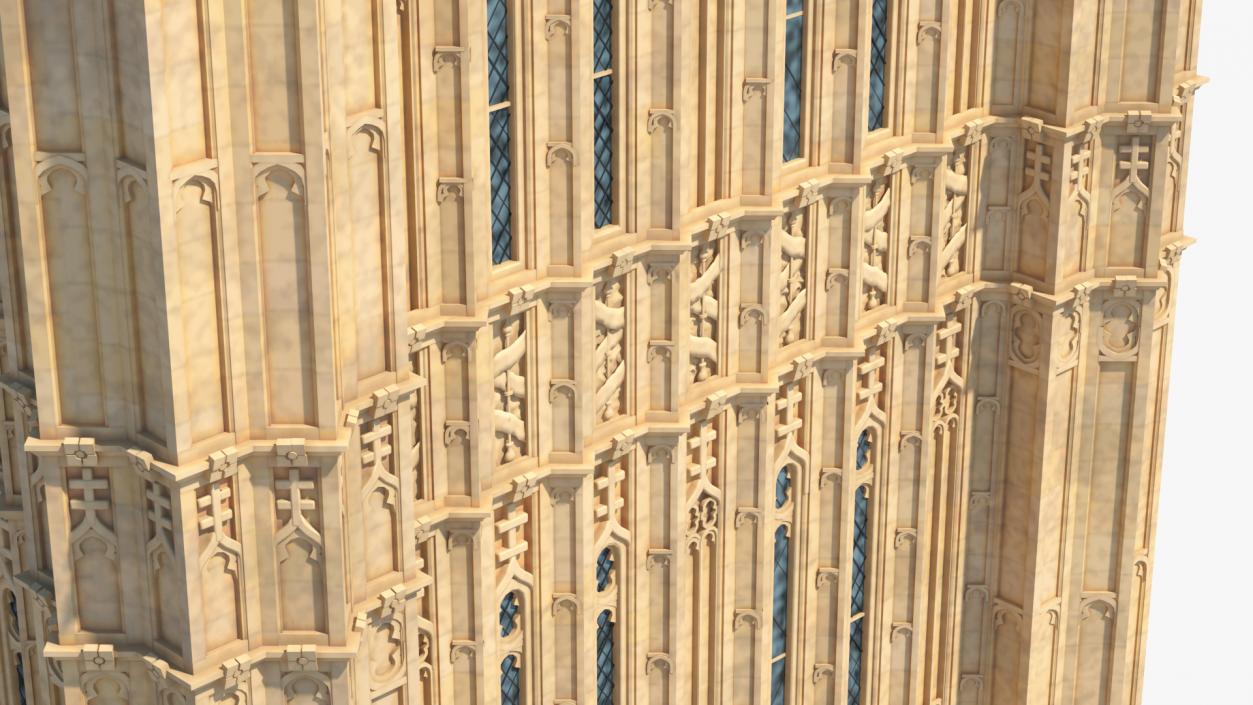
[0, 0, 1203, 704]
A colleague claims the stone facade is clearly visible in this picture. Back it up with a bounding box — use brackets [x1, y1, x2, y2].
[0, 0, 1203, 704]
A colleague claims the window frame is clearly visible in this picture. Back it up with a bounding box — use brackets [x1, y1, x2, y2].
[487, 0, 519, 266]
[782, 0, 807, 163]
[591, 0, 618, 232]
[867, 0, 892, 133]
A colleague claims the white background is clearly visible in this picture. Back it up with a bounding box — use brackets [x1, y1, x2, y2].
[1141, 2, 1253, 703]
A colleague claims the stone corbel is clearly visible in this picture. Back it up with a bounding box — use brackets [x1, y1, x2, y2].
[449, 641, 477, 664]
[824, 268, 849, 291]
[732, 608, 760, 631]
[916, 21, 941, 44]
[733, 507, 761, 529]
[817, 466, 841, 490]
[742, 77, 770, 102]
[894, 527, 918, 549]
[443, 421, 470, 446]
[552, 593, 580, 616]
[646, 109, 676, 134]
[890, 622, 913, 642]
[813, 663, 836, 683]
[435, 177, 466, 204]
[432, 46, 467, 72]
[543, 15, 571, 40]
[831, 49, 857, 73]
[815, 567, 839, 591]
[646, 548, 673, 570]
[645, 653, 673, 674]
[545, 142, 575, 168]
[734, 396, 769, 424]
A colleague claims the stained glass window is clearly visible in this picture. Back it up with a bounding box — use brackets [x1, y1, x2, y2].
[848, 485, 870, 705]
[783, 0, 805, 162]
[499, 591, 520, 637]
[857, 430, 871, 470]
[868, 0, 890, 131]
[596, 610, 616, 705]
[596, 548, 615, 592]
[487, 0, 513, 263]
[775, 467, 792, 509]
[771, 523, 790, 705]
[501, 654, 521, 705]
[593, 0, 614, 227]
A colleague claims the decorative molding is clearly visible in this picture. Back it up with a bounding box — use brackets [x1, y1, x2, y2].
[646, 109, 676, 134]
[917, 21, 942, 44]
[645, 653, 673, 674]
[831, 49, 857, 73]
[742, 77, 771, 102]
[432, 46, 467, 72]
[552, 594, 579, 616]
[732, 608, 760, 631]
[815, 567, 839, 591]
[544, 15, 572, 40]
[435, 177, 466, 203]
[545, 142, 576, 168]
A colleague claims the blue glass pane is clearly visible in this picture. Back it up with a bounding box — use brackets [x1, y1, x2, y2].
[596, 610, 616, 705]
[850, 487, 868, 615]
[15, 652, 25, 705]
[786, 0, 803, 13]
[856, 430, 871, 470]
[783, 15, 804, 162]
[501, 655, 521, 705]
[868, 0, 889, 130]
[594, 0, 613, 73]
[770, 657, 787, 705]
[596, 548, 615, 591]
[594, 74, 614, 228]
[775, 468, 792, 509]
[847, 618, 864, 705]
[490, 108, 513, 264]
[499, 591, 520, 637]
[486, 0, 509, 105]
[771, 525, 789, 657]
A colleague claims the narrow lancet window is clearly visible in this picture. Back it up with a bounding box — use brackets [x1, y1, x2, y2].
[596, 610, 616, 705]
[771, 522, 791, 705]
[596, 548, 615, 592]
[868, 0, 890, 130]
[501, 654, 521, 705]
[772, 467, 793, 705]
[783, 0, 805, 161]
[487, 0, 514, 263]
[848, 486, 870, 704]
[593, 0, 615, 227]
[499, 591, 520, 637]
